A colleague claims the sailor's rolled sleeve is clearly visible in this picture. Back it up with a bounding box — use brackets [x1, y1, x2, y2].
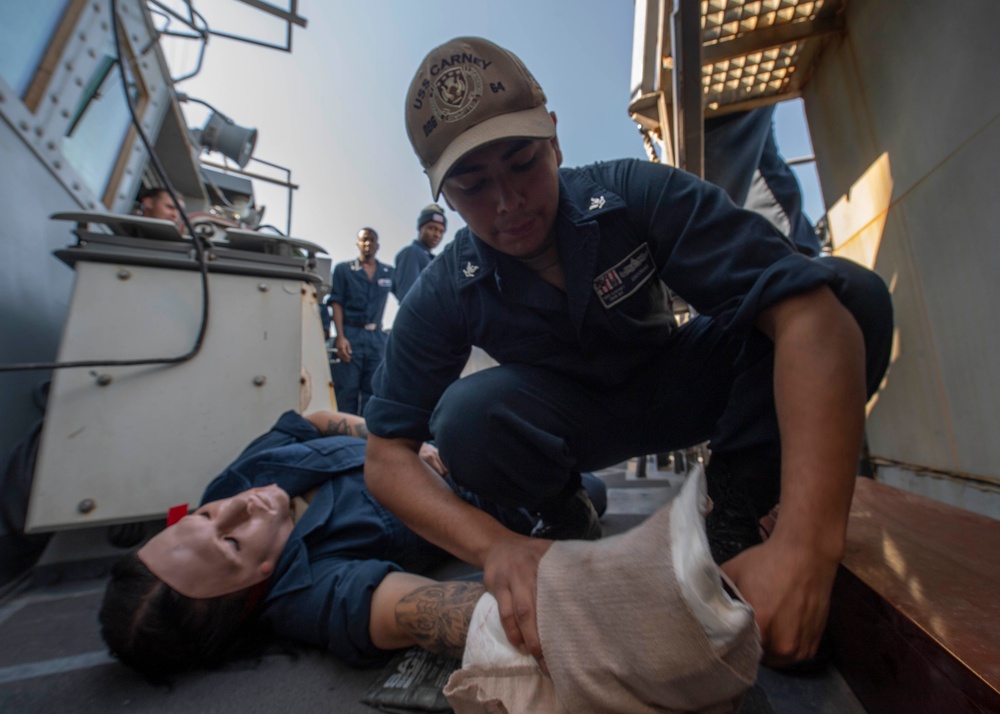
[725, 252, 842, 335]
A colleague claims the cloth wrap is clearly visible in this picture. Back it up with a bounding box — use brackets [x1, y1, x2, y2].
[445, 467, 761, 713]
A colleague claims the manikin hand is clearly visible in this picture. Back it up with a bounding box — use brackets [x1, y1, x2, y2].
[418, 443, 448, 476]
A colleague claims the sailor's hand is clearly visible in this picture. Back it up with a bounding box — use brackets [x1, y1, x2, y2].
[721, 534, 838, 668]
[482, 536, 553, 666]
[418, 443, 448, 476]
[335, 335, 352, 363]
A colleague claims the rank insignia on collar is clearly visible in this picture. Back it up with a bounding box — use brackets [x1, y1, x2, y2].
[589, 195, 606, 210]
[350, 260, 362, 271]
[462, 262, 480, 278]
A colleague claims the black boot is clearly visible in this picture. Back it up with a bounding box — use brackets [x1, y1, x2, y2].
[531, 487, 602, 541]
[704, 446, 780, 564]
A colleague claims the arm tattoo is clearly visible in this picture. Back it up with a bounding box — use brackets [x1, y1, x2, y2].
[321, 418, 368, 439]
[322, 418, 351, 436]
[395, 582, 486, 660]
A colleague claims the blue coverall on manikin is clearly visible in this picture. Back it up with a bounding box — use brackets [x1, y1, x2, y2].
[365, 158, 893, 517]
[329, 258, 394, 415]
[199, 410, 538, 667]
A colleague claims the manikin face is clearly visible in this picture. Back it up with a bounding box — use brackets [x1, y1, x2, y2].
[143, 193, 184, 228]
[440, 133, 562, 261]
[418, 221, 445, 250]
[357, 229, 379, 260]
[137, 484, 294, 599]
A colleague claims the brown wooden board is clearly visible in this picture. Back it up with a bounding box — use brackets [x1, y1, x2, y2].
[830, 477, 1000, 713]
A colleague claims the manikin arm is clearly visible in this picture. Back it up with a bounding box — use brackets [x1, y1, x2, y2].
[366, 435, 552, 661]
[370, 572, 485, 659]
[305, 410, 445, 475]
[306, 410, 368, 439]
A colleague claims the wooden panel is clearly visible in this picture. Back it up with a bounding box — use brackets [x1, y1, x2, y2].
[829, 477, 1000, 712]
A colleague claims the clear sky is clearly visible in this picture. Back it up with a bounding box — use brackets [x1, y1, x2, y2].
[159, 0, 822, 325]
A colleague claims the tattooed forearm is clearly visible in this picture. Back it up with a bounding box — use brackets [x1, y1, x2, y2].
[321, 417, 368, 439]
[322, 418, 352, 436]
[322, 418, 345, 436]
[395, 582, 486, 660]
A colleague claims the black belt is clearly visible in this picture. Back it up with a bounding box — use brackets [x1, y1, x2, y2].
[345, 320, 379, 331]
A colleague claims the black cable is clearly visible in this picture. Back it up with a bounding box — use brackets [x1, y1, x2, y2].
[0, 0, 211, 373]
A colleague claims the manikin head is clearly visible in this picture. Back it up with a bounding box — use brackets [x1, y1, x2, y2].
[357, 227, 380, 261]
[99, 485, 295, 677]
[404, 37, 563, 260]
[416, 204, 447, 250]
[137, 484, 294, 599]
[139, 188, 185, 228]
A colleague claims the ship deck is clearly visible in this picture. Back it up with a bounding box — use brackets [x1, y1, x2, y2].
[0, 461, 866, 713]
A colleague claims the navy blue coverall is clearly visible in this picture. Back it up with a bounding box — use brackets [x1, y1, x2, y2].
[329, 259, 394, 415]
[366, 158, 893, 514]
[704, 106, 821, 257]
[200, 411, 535, 667]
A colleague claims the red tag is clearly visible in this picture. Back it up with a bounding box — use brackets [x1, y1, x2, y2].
[166, 503, 189, 526]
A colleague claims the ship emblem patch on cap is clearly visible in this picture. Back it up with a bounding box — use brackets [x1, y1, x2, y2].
[432, 66, 483, 123]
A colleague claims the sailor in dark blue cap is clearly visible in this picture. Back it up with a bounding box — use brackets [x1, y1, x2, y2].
[365, 36, 892, 671]
[394, 204, 447, 301]
[329, 227, 394, 415]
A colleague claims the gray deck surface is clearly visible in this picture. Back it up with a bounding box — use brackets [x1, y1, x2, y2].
[0, 462, 866, 713]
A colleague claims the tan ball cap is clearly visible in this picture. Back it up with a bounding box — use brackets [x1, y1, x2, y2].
[405, 37, 556, 199]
